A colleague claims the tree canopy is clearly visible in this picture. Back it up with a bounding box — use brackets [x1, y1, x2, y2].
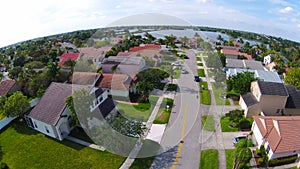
[227, 72, 258, 94]
[0, 91, 30, 117]
[284, 68, 300, 89]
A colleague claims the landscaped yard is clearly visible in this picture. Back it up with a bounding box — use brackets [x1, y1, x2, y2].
[200, 149, 218, 169]
[220, 117, 239, 132]
[199, 82, 211, 105]
[202, 115, 215, 132]
[0, 119, 126, 169]
[198, 69, 205, 77]
[130, 157, 155, 169]
[197, 57, 202, 61]
[198, 63, 203, 66]
[225, 149, 235, 169]
[211, 82, 230, 105]
[153, 98, 174, 124]
[118, 96, 159, 121]
[221, 116, 254, 132]
[173, 69, 181, 79]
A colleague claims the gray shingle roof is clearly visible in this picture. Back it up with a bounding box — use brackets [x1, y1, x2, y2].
[285, 85, 300, 108]
[28, 82, 72, 126]
[241, 93, 259, 107]
[257, 81, 288, 96]
[226, 59, 264, 70]
[103, 56, 143, 65]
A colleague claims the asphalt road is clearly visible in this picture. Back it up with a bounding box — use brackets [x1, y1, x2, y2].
[151, 49, 202, 169]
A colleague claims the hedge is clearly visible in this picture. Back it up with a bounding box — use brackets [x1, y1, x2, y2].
[268, 155, 298, 167]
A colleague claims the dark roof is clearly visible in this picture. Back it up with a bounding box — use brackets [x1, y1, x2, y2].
[257, 81, 288, 96]
[98, 97, 116, 118]
[285, 85, 300, 108]
[28, 82, 72, 126]
[91, 97, 116, 118]
[0, 80, 16, 97]
[241, 93, 259, 107]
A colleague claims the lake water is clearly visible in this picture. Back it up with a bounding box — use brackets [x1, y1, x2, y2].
[135, 29, 261, 46]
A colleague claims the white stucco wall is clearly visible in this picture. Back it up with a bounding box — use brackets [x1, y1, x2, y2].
[252, 122, 264, 147]
[31, 118, 58, 139]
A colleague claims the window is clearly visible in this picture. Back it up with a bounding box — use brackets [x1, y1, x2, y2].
[99, 96, 103, 102]
[34, 122, 38, 128]
[266, 144, 270, 154]
[45, 126, 49, 133]
[276, 109, 281, 114]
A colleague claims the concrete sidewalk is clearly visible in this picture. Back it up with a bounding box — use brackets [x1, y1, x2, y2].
[66, 136, 105, 151]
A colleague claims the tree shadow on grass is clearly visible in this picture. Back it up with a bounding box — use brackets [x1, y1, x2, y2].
[0, 117, 38, 135]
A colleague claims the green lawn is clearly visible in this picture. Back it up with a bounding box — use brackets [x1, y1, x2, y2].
[221, 117, 254, 132]
[198, 63, 203, 66]
[173, 69, 181, 79]
[200, 149, 218, 169]
[220, 117, 239, 132]
[211, 82, 230, 105]
[153, 98, 174, 124]
[118, 96, 159, 121]
[197, 57, 202, 61]
[0, 119, 125, 169]
[199, 82, 211, 105]
[130, 157, 155, 169]
[198, 69, 205, 77]
[202, 115, 215, 132]
[225, 149, 235, 169]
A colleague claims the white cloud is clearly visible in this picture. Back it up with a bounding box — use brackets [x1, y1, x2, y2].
[278, 6, 293, 13]
[196, 0, 213, 3]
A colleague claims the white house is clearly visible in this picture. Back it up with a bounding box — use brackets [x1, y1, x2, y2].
[25, 82, 117, 141]
[263, 54, 273, 65]
[252, 116, 300, 160]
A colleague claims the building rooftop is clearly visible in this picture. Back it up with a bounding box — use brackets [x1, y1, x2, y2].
[58, 52, 80, 66]
[96, 73, 133, 91]
[226, 59, 264, 70]
[257, 81, 288, 96]
[285, 85, 300, 108]
[253, 116, 300, 153]
[28, 82, 73, 126]
[70, 72, 101, 86]
[241, 93, 259, 107]
[0, 80, 16, 97]
[102, 56, 144, 65]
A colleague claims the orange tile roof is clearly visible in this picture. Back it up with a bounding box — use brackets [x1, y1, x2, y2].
[96, 73, 133, 91]
[253, 116, 300, 153]
[221, 47, 239, 56]
[58, 53, 80, 66]
[70, 72, 101, 85]
[79, 47, 111, 59]
[0, 80, 16, 96]
[129, 44, 161, 52]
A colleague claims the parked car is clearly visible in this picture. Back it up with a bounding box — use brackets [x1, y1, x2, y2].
[233, 136, 247, 146]
[194, 76, 201, 82]
[184, 55, 189, 59]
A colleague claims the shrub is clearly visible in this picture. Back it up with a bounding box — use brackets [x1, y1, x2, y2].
[0, 162, 8, 169]
[256, 148, 262, 156]
[268, 155, 298, 167]
[167, 84, 178, 91]
[258, 158, 264, 165]
[239, 118, 251, 130]
[247, 139, 253, 147]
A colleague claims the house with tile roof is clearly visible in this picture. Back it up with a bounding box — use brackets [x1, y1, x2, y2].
[25, 82, 117, 141]
[252, 116, 300, 160]
[58, 52, 80, 67]
[96, 73, 137, 98]
[102, 56, 146, 75]
[240, 81, 300, 117]
[0, 80, 20, 97]
[226, 68, 282, 83]
[221, 46, 240, 59]
[79, 47, 111, 65]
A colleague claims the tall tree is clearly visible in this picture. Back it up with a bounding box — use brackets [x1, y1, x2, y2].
[234, 139, 252, 169]
[284, 68, 300, 89]
[227, 72, 258, 94]
[1, 91, 30, 117]
[137, 81, 153, 102]
[46, 62, 60, 80]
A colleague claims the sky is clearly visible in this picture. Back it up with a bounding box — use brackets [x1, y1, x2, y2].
[0, 0, 300, 47]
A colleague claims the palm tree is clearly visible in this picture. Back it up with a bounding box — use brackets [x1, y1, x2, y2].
[46, 62, 60, 80]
